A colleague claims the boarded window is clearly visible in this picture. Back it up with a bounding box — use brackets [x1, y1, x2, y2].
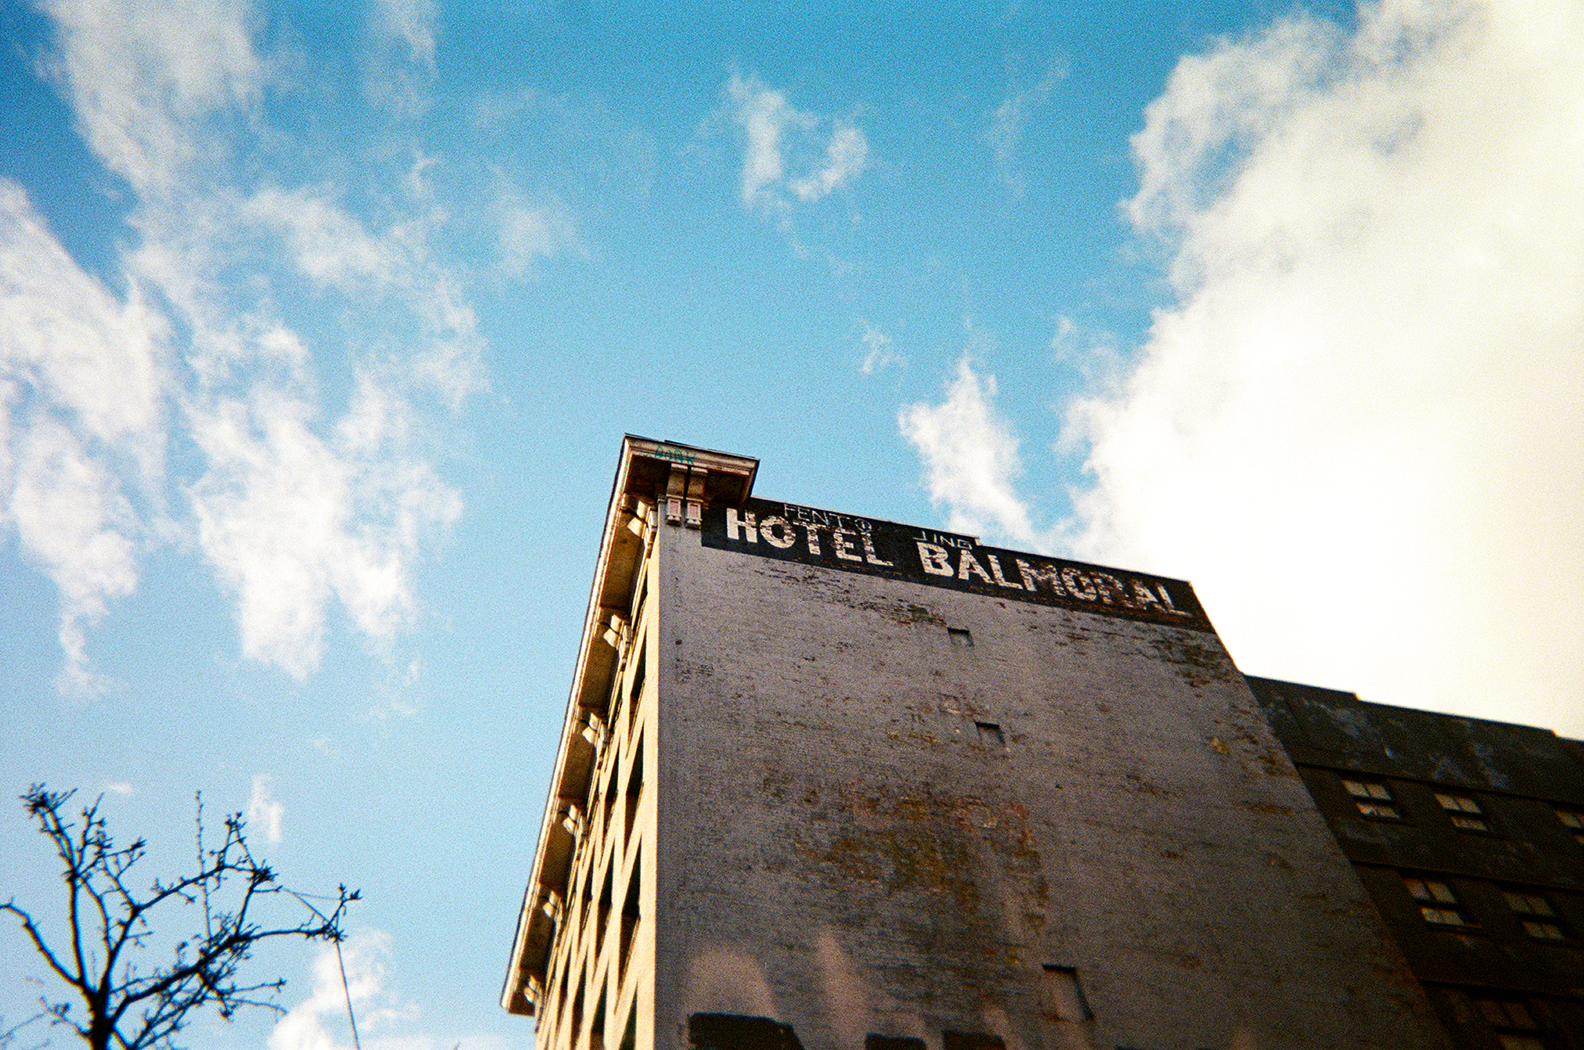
[688, 1014, 804, 1050]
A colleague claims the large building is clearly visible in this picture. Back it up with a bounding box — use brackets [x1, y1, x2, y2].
[500, 437, 1574, 1050]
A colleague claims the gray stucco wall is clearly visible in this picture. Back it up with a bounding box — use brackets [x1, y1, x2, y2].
[652, 521, 1452, 1050]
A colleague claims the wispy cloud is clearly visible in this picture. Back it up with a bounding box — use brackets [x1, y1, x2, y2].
[247, 774, 284, 844]
[858, 321, 902, 375]
[1063, 0, 1584, 731]
[1, 0, 482, 690]
[269, 930, 509, 1050]
[984, 63, 1063, 198]
[899, 338, 1047, 550]
[492, 180, 579, 280]
[722, 73, 868, 212]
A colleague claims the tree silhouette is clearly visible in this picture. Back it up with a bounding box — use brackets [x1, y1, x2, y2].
[2, 785, 358, 1050]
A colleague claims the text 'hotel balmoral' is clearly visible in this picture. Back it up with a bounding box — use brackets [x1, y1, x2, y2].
[702, 499, 1211, 631]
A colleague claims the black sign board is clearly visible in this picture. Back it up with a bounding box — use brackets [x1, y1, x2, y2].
[701, 498, 1212, 632]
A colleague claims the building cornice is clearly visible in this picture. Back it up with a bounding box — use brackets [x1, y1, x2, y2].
[500, 437, 757, 1016]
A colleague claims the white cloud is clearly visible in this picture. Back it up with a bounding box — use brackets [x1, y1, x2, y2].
[0, 0, 483, 688]
[493, 184, 578, 280]
[1065, 0, 1584, 733]
[984, 64, 1063, 198]
[248, 774, 285, 843]
[858, 321, 902, 375]
[899, 350, 1045, 549]
[270, 930, 507, 1050]
[790, 121, 868, 202]
[723, 73, 868, 211]
[37, 0, 264, 195]
[371, 0, 438, 72]
[1, 179, 170, 693]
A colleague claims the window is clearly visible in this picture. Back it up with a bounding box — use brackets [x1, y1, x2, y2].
[975, 721, 1005, 747]
[1041, 964, 1093, 1023]
[1344, 779, 1401, 819]
[942, 1034, 1004, 1050]
[948, 627, 974, 648]
[1403, 875, 1470, 927]
[1435, 792, 1490, 831]
[1472, 997, 1546, 1050]
[1555, 809, 1584, 845]
[1504, 891, 1566, 940]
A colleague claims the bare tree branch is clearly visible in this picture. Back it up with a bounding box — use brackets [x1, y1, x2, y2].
[1, 784, 359, 1050]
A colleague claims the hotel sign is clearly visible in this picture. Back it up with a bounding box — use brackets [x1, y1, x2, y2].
[702, 498, 1211, 631]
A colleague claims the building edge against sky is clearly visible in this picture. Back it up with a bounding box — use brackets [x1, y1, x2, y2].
[501, 435, 1556, 1050]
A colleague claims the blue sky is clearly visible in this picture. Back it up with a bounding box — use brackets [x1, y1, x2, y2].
[2, 1, 1581, 1048]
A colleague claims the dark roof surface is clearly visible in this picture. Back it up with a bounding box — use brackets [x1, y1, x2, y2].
[1246, 676, 1584, 805]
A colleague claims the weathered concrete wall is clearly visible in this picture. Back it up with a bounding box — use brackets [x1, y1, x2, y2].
[653, 521, 1452, 1050]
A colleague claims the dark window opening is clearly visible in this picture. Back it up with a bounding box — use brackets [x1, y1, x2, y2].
[942, 1033, 1005, 1050]
[689, 1013, 804, 1050]
[619, 854, 641, 970]
[628, 648, 647, 734]
[1041, 963, 1094, 1022]
[1472, 996, 1546, 1050]
[590, 984, 608, 1050]
[866, 1037, 925, 1050]
[975, 721, 1005, 748]
[948, 627, 974, 648]
[625, 740, 645, 846]
[595, 861, 613, 958]
[1554, 808, 1584, 846]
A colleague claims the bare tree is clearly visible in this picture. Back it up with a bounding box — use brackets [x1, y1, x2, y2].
[2, 785, 359, 1050]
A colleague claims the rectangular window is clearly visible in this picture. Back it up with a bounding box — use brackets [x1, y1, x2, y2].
[948, 627, 974, 648]
[1040, 964, 1093, 1022]
[1344, 779, 1401, 819]
[1555, 809, 1584, 845]
[1404, 875, 1470, 927]
[975, 721, 1005, 747]
[1472, 997, 1545, 1050]
[1436, 792, 1490, 831]
[1504, 890, 1566, 940]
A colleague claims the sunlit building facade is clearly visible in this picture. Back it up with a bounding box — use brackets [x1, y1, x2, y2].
[502, 436, 1469, 1050]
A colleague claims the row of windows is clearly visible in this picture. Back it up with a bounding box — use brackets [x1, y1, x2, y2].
[1401, 874, 1569, 941]
[1342, 778, 1584, 844]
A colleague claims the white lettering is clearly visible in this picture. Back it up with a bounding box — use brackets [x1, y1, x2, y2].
[916, 542, 954, 576]
[760, 516, 796, 549]
[831, 529, 863, 562]
[985, 554, 1018, 588]
[1092, 572, 1127, 605]
[862, 532, 893, 567]
[1129, 580, 1165, 611]
[1061, 568, 1098, 601]
[1016, 558, 1064, 595]
[801, 524, 822, 556]
[958, 551, 994, 584]
[725, 508, 757, 543]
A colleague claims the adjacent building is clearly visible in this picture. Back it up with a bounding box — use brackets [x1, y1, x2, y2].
[1248, 678, 1584, 1049]
[500, 437, 1574, 1050]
